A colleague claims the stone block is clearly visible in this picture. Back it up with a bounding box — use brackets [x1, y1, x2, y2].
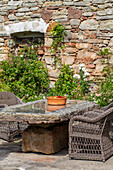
[8, 14, 16, 21]
[45, 37, 53, 47]
[45, 56, 54, 65]
[70, 19, 80, 26]
[74, 1, 90, 7]
[62, 55, 75, 65]
[41, 10, 52, 23]
[100, 20, 113, 31]
[86, 64, 96, 69]
[79, 19, 99, 30]
[68, 8, 82, 19]
[76, 43, 92, 49]
[48, 69, 59, 78]
[77, 50, 97, 63]
[43, 1, 63, 7]
[22, 122, 68, 154]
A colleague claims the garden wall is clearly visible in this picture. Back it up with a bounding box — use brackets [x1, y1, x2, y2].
[0, 0, 113, 87]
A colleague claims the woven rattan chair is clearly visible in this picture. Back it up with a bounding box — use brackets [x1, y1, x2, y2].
[69, 107, 113, 162]
[0, 92, 28, 142]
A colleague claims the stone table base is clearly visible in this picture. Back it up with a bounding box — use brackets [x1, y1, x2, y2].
[22, 122, 68, 154]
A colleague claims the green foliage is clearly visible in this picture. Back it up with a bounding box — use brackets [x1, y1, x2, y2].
[17, 40, 43, 60]
[95, 48, 113, 107]
[48, 64, 91, 99]
[49, 64, 78, 97]
[0, 44, 49, 102]
[75, 67, 91, 99]
[50, 23, 67, 66]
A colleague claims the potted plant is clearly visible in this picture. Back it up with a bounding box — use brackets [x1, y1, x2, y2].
[47, 96, 67, 105]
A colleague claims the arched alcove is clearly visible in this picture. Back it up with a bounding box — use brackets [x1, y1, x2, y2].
[5, 19, 48, 60]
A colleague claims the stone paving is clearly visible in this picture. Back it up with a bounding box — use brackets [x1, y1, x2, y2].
[0, 138, 113, 170]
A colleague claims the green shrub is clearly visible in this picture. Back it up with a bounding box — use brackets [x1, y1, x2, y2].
[48, 64, 91, 99]
[49, 64, 78, 97]
[95, 48, 113, 107]
[0, 44, 49, 102]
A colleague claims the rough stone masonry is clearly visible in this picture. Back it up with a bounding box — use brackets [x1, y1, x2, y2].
[0, 0, 113, 86]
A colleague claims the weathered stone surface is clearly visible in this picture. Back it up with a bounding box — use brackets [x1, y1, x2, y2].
[68, 8, 82, 19]
[43, 1, 63, 7]
[62, 55, 75, 65]
[79, 19, 99, 30]
[22, 123, 68, 154]
[31, 13, 41, 18]
[63, 1, 74, 5]
[95, 63, 105, 72]
[109, 37, 113, 47]
[48, 69, 59, 78]
[8, 14, 17, 21]
[16, 13, 24, 17]
[76, 43, 92, 49]
[0, 16, 4, 23]
[0, 38, 4, 43]
[5, 19, 48, 35]
[70, 19, 80, 26]
[45, 56, 54, 65]
[97, 15, 113, 20]
[77, 50, 97, 63]
[74, 1, 90, 7]
[65, 47, 77, 54]
[18, 7, 30, 12]
[82, 12, 93, 17]
[49, 81, 55, 88]
[72, 33, 79, 39]
[23, 3, 37, 7]
[86, 64, 96, 69]
[45, 37, 53, 47]
[41, 10, 52, 22]
[8, 1, 23, 6]
[92, 0, 106, 3]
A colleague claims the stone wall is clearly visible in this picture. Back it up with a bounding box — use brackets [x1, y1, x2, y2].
[0, 0, 113, 86]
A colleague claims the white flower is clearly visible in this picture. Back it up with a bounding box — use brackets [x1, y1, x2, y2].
[20, 55, 23, 57]
[69, 66, 73, 68]
[80, 64, 85, 68]
[81, 67, 86, 72]
[84, 71, 90, 76]
[73, 74, 80, 79]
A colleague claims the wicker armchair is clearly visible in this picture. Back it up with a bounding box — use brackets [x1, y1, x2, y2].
[0, 92, 28, 142]
[69, 107, 113, 162]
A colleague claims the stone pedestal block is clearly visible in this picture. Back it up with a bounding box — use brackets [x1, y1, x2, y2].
[22, 122, 68, 154]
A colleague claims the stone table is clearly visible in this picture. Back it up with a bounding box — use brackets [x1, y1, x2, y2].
[0, 100, 98, 154]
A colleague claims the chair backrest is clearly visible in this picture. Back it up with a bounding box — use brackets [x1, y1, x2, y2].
[101, 102, 113, 111]
[0, 92, 23, 106]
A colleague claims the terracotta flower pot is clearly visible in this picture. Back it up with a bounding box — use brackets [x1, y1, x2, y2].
[47, 96, 67, 105]
[47, 105, 66, 111]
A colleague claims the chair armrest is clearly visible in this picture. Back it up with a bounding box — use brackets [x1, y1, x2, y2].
[71, 107, 113, 123]
[71, 114, 100, 123]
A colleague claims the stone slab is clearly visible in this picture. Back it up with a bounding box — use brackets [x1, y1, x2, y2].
[22, 122, 68, 154]
[0, 100, 98, 124]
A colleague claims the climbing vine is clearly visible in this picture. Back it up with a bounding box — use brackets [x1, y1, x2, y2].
[50, 23, 67, 67]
